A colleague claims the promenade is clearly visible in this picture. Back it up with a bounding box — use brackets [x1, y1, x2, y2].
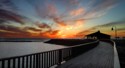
[57, 41, 114, 68]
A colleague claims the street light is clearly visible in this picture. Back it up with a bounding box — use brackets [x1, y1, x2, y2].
[111, 26, 117, 38]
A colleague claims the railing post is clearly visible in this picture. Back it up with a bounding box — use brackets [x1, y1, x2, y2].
[69, 48, 72, 59]
[8, 59, 11, 68]
[22, 57, 25, 68]
[13, 59, 16, 68]
[2, 60, 5, 68]
[29, 55, 32, 68]
[36, 54, 38, 68]
[58, 49, 63, 65]
[26, 56, 28, 68]
[18, 58, 20, 68]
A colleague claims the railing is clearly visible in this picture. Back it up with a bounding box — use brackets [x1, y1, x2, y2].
[112, 40, 120, 68]
[0, 40, 99, 68]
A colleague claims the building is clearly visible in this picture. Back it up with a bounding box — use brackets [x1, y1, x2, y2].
[86, 31, 111, 39]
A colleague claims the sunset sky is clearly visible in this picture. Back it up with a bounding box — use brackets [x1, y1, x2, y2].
[0, 0, 125, 38]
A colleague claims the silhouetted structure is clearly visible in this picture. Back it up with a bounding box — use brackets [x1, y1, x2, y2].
[86, 31, 111, 39]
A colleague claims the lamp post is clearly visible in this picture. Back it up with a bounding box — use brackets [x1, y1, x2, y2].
[111, 26, 117, 38]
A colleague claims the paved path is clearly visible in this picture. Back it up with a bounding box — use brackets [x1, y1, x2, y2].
[57, 41, 114, 68]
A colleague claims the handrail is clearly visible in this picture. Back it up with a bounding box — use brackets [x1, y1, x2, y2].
[0, 40, 99, 68]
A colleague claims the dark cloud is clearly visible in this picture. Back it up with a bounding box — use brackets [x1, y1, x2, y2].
[0, 19, 7, 24]
[35, 22, 51, 29]
[0, 24, 35, 38]
[95, 21, 125, 27]
[117, 28, 125, 31]
[77, 27, 97, 36]
[24, 27, 42, 32]
[0, 21, 53, 38]
[0, 9, 27, 24]
[0, 31, 31, 38]
[0, 25, 29, 34]
[0, 24, 51, 38]
[53, 18, 67, 26]
[121, 31, 125, 33]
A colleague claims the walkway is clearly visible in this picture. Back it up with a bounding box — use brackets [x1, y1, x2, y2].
[57, 41, 114, 68]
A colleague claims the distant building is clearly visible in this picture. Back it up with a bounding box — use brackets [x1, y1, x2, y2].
[86, 31, 111, 39]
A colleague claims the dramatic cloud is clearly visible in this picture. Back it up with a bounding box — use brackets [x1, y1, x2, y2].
[35, 22, 51, 29]
[53, 18, 67, 26]
[77, 27, 97, 36]
[81, 20, 125, 37]
[95, 21, 125, 27]
[117, 28, 125, 31]
[24, 0, 119, 30]
[24, 27, 42, 32]
[0, 25, 29, 34]
[0, 24, 41, 38]
[0, 19, 7, 24]
[0, 0, 123, 38]
[0, 9, 28, 24]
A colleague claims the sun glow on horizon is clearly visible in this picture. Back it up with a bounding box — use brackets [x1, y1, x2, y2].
[42, 20, 84, 38]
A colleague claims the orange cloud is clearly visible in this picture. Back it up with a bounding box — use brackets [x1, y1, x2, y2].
[75, 19, 84, 26]
[53, 18, 67, 26]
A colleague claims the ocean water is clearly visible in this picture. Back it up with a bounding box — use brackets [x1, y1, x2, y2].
[0, 42, 67, 59]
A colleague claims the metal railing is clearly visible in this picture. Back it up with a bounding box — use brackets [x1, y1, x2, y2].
[112, 41, 120, 68]
[0, 40, 99, 68]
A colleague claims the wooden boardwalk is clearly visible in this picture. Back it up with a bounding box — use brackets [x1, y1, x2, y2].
[57, 41, 114, 68]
